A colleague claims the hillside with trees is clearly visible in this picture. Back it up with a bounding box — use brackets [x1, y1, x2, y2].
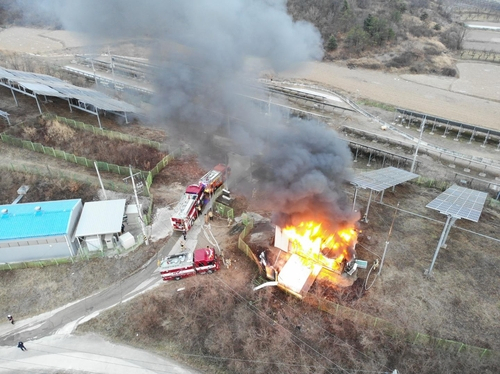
[287, 0, 497, 76]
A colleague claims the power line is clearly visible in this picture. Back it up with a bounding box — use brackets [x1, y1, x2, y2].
[272, 290, 394, 373]
[213, 276, 355, 374]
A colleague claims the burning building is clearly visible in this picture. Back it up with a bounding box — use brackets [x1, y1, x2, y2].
[265, 221, 360, 298]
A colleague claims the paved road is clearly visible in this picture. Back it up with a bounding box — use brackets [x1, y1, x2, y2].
[0, 219, 210, 373]
[0, 334, 199, 374]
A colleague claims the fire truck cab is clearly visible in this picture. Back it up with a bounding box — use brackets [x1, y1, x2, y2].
[160, 247, 220, 281]
[170, 184, 204, 231]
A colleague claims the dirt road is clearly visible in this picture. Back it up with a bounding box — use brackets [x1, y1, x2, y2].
[280, 60, 500, 130]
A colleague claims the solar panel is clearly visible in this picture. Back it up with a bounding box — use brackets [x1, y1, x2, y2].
[350, 167, 419, 191]
[0, 67, 137, 113]
[426, 184, 487, 222]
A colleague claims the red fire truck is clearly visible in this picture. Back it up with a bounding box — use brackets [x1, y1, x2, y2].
[170, 164, 230, 232]
[170, 184, 204, 231]
[199, 163, 230, 194]
[160, 247, 220, 281]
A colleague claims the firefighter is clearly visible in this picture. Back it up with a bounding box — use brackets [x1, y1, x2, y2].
[7, 315, 14, 324]
[17, 341, 27, 351]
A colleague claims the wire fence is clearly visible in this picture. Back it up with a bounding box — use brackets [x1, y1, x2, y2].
[237, 218, 262, 271]
[0, 233, 146, 271]
[0, 133, 180, 197]
[143, 148, 181, 195]
[0, 131, 144, 174]
[44, 113, 162, 150]
[460, 49, 500, 63]
[305, 294, 494, 359]
[2, 162, 132, 194]
[214, 202, 234, 220]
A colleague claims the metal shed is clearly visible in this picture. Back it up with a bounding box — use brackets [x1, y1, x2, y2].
[0, 199, 82, 263]
[75, 199, 126, 251]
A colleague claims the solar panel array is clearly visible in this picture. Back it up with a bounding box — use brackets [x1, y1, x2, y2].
[396, 108, 500, 138]
[426, 184, 487, 222]
[350, 166, 419, 191]
[0, 67, 136, 113]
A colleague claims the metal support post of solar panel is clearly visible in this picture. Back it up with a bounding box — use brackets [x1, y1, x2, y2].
[425, 184, 488, 276]
[394, 108, 500, 146]
[350, 167, 419, 223]
[347, 139, 419, 170]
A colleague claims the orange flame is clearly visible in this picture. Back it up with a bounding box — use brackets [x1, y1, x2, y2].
[282, 221, 357, 272]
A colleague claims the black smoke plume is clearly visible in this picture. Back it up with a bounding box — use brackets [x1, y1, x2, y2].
[23, 0, 359, 230]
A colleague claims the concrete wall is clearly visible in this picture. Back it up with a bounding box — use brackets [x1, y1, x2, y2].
[0, 236, 73, 263]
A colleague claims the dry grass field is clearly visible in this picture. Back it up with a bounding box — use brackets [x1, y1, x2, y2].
[76, 183, 500, 373]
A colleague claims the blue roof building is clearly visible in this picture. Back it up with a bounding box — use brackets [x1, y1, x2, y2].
[0, 199, 83, 263]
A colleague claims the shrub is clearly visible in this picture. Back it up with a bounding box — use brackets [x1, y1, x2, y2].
[409, 61, 427, 74]
[386, 51, 419, 68]
[423, 46, 442, 56]
[409, 24, 434, 37]
[46, 120, 76, 143]
[344, 26, 370, 53]
[440, 25, 467, 51]
[363, 14, 395, 46]
[441, 67, 457, 77]
[391, 10, 402, 23]
[327, 35, 338, 51]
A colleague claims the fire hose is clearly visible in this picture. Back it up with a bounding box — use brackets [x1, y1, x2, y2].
[363, 259, 379, 291]
[202, 224, 223, 255]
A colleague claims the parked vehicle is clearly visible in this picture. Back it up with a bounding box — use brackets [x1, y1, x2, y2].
[160, 247, 220, 281]
[170, 164, 230, 232]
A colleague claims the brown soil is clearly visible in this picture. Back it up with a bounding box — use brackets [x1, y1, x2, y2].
[152, 155, 208, 187]
[0, 170, 97, 205]
[0, 241, 157, 320]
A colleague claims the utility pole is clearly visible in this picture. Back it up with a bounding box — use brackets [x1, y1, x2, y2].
[90, 58, 98, 87]
[129, 166, 149, 246]
[108, 46, 116, 93]
[94, 162, 107, 200]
